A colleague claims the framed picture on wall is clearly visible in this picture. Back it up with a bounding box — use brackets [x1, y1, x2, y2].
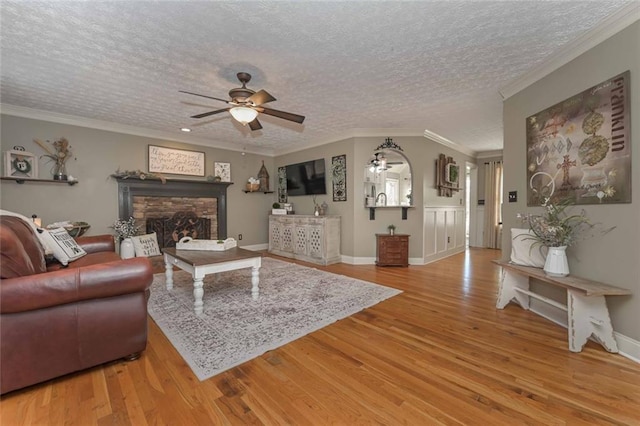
[4, 149, 38, 178]
[148, 145, 205, 176]
[214, 162, 231, 182]
[445, 163, 460, 185]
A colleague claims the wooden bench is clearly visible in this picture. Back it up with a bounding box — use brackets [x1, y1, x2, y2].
[493, 260, 631, 353]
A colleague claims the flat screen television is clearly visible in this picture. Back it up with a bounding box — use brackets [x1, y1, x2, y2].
[285, 159, 327, 196]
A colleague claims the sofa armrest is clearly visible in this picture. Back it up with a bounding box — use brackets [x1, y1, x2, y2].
[1, 258, 152, 314]
[75, 235, 115, 254]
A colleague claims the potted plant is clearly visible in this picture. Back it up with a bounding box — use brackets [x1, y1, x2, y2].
[387, 224, 396, 235]
[519, 197, 614, 277]
[111, 217, 140, 259]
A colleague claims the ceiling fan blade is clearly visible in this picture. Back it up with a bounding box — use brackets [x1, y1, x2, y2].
[181, 101, 220, 108]
[247, 89, 276, 106]
[179, 90, 230, 104]
[191, 108, 230, 119]
[258, 107, 305, 124]
[248, 118, 263, 131]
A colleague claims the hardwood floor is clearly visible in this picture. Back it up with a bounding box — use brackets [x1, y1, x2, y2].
[2, 248, 639, 425]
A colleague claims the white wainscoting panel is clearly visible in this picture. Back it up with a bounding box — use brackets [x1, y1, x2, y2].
[424, 209, 437, 257]
[423, 206, 466, 264]
[473, 206, 485, 248]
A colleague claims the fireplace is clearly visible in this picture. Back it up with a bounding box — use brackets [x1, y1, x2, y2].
[115, 177, 232, 242]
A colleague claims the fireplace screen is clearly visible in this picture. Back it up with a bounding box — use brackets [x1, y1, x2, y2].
[146, 211, 211, 248]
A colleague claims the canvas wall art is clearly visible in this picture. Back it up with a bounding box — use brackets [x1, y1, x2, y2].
[526, 71, 630, 206]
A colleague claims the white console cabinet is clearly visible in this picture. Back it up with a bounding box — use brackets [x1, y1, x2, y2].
[269, 215, 341, 265]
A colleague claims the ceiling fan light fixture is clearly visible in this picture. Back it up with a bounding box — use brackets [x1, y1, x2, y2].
[369, 152, 388, 173]
[229, 106, 258, 125]
[379, 154, 387, 170]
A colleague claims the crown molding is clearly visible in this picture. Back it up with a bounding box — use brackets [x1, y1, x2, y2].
[1, 104, 481, 159]
[275, 126, 478, 158]
[423, 129, 477, 158]
[476, 149, 503, 159]
[499, 3, 640, 100]
[273, 128, 426, 156]
[0, 104, 275, 156]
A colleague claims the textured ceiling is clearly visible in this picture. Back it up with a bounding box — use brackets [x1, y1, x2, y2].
[0, 1, 632, 155]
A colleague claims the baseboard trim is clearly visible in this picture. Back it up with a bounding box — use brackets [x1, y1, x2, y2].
[614, 333, 640, 363]
[341, 256, 375, 265]
[422, 247, 466, 265]
[529, 302, 639, 363]
[340, 256, 425, 265]
[240, 243, 268, 251]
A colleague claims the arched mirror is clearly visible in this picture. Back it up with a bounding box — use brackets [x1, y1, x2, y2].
[364, 148, 413, 207]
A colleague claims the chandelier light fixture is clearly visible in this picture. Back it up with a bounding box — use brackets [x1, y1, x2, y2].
[229, 106, 258, 125]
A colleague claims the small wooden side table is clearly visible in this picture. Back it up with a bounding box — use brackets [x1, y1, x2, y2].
[375, 233, 409, 267]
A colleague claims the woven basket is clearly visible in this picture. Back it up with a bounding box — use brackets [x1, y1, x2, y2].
[246, 183, 260, 192]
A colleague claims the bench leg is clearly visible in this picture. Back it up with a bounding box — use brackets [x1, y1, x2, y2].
[497, 269, 530, 310]
[567, 290, 618, 353]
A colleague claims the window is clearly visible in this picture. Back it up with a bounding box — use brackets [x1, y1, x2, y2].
[386, 178, 399, 206]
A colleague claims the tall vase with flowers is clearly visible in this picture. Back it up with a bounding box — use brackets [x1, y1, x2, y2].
[111, 217, 140, 259]
[520, 197, 614, 277]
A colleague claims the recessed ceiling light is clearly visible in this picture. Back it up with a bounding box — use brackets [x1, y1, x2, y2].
[180, 127, 192, 132]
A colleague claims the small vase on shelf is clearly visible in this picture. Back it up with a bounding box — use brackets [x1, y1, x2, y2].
[120, 238, 135, 259]
[544, 246, 569, 277]
[53, 162, 68, 181]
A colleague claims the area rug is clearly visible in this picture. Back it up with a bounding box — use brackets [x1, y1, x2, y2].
[147, 257, 401, 381]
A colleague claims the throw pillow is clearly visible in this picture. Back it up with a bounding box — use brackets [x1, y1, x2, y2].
[510, 228, 547, 268]
[131, 232, 161, 257]
[39, 227, 87, 266]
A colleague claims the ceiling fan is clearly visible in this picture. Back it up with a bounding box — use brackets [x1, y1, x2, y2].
[180, 72, 305, 131]
[369, 152, 402, 172]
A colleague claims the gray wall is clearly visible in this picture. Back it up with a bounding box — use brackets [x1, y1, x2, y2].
[0, 115, 276, 247]
[275, 139, 356, 256]
[502, 22, 640, 341]
[1, 115, 476, 260]
[276, 135, 474, 260]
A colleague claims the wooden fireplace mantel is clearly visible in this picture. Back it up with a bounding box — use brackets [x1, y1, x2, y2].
[113, 176, 232, 239]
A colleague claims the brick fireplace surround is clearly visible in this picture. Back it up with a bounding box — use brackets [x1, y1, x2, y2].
[115, 177, 232, 242]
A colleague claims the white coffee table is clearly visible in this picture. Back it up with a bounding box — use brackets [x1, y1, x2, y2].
[162, 247, 262, 314]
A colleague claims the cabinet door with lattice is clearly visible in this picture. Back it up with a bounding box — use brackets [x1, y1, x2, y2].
[269, 219, 282, 251]
[281, 223, 294, 253]
[293, 225, 308, 255]
[307, 224, 325, 259]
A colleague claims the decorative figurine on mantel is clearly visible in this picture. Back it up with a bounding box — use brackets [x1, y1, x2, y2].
[258, 160, 270, 192]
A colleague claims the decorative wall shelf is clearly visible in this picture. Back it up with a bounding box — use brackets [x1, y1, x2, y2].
[367, 206, 413, 220]
[243, 190, 274, 194]
[1, 177, 78, 186]
[436, 154, 460, 197]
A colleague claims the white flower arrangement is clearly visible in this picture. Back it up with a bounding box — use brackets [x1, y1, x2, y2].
[111, 217, 140, 240]
[519, 197, 613, 248]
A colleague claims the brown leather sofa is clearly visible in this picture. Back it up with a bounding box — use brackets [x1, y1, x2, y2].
[0, 215, 153, 394]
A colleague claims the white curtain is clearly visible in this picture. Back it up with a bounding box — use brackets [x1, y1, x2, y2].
[483, 161, 503, 249]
